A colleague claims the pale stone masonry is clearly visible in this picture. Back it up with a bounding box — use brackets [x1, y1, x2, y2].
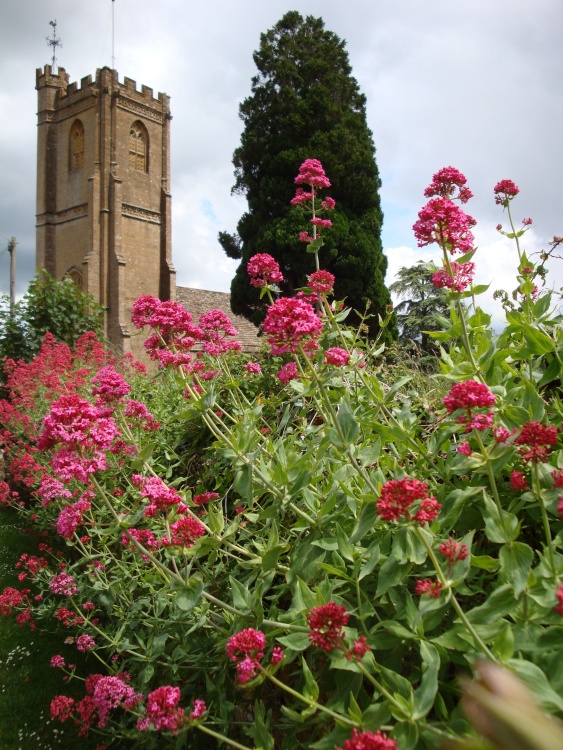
[36, 65, 175, 361]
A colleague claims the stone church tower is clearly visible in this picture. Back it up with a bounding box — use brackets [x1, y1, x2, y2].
[35, 65, 176, 359]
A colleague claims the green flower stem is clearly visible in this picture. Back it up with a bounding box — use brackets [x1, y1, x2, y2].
[263, 668, 356, 727]
[472, 430, 511, 542]
[505, 201, 523, 265]
[533, 463, 557, 577]
[414, 526, 498, 663]
[352, 660, 407, 714]
[195, 723, 256, 750]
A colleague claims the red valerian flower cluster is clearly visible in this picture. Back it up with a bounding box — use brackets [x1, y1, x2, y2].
[132, 474, 182, 517]
[247, 253, 284, 288]
[424, 166, 473, 204]
[554, 585, 563, 616]
[291, 160, 335, 238]
[337, 728, 398, 750]
[163, 516, 206, 548]
[510, 471, 529, 491]
[137, 686, 185, 732]
[415, 579, 443, 598]
[413, 197, 476, 255]
[443, 380, 496, 432]
[308, 269, 335, 294]
[276, 361, 299, 384]
[324, 347, 350, 367]
[56, 499, 92, 539]
[376, 478, 441, 525]
[493, 179, 519, 205]
[514, 421, 558, 464]
[49, 572, 78, 596]
[294, 158, 331, 189]
[226, 628, 267, 684]
[432, 260, 475, 293]
[438, 537, 469, 564]
[307, 601, 349, 652]
[262, 297, 323, 355]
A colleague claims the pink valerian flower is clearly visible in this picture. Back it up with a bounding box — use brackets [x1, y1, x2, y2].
[456, 441, 472, 456]
[307, 602, 349, 652]
[93, 676, 143, 728]
[50, 572, 78, 596]
[37, 395, 118, 452]
[299, 231, 314, 243]
[137, 686, 185, 732]
[50, 695, 75, 722]
[262, 297, 323, 355]
[494, 426, 516, 444]
[91, 366, 131, 404]
[522, 217, 533, 226]
[199, 309, 242, 355]
[0, 586, 29, 616]
[325, 348, 350, 367]
[296, 290, 319, 307]
[51, 448, 107, 484]
[308, 269, 335, 294]
[345, 636, 370, 661]
[310, 217, 333, 229]
[245, 361, 262, 374]
[321, 196, 336, 210]
[337, 728, 398, 750]
[413, 196, 476, 255]
[192, 491, 220, 506]
[424, 166, 473, 204]
[462, 411, 494, 432]
[121, 528, 161, 556]
[444, 380, 496, 413]
[438, 538, 469, 564]
[36, 474, 73, 507]
[510, 471, 529, 491]
[276, 361, 299, 384]
[132, 475, 182, 516]
[123, 400, 161, 432]
[432, 261, 475, 293]
[290, 187, 314, 205]
[554, 585, 563, 616]
[16, 553, 48, 580]
[494, 179, 519, 204]
[56, 499, 92, 539]
[188, 699, 207, 721]
[514, 421, 558, 464]
[415, 579, 444, 598]
[271, 647, 284, 665]
[247, 253, 284, 288]
[51, 655, 65, 668]
[376, 478, 441, 525]
[226, 628, 266, 684]
[164, 517, 206, 548]
[294, 159, 331, 189]
[77, 634, 96, 652]
[552, 470, 563, 489]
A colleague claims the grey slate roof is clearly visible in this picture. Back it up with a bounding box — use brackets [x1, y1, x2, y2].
[176, 287, 262, 352]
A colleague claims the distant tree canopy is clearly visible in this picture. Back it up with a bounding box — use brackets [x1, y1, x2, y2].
[220, 11, 396, 339]
[389, 261, 449, 355]
[0, 269, 104, 368]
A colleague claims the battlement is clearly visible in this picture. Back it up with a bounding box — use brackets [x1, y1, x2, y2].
[36, 65, 169, 110]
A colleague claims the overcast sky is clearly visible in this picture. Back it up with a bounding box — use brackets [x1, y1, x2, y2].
[1, 0, 562, 324]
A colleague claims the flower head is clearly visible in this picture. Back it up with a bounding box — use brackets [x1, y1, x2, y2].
[413, 197, 476, 254]
[432, 261, 475, 293]
[415, 579, 444, 598]
[139, 686, 185, 732]
[307, 601, 349, 652]
[494, 179, 519, 204]
[263, 297, 323, 355]
[247, 253, 284, 288]
[324, 347, 350, 367]
[226, 628, 266, 684]
[376, 478, 440, 525]
[515, 421, 558, 464]
[276, 362, 299, 384]
[438, 538, 469, 564]
[337, 728, 398, 750]
[308, 269, 335, 294]
[424, 166, 473, 203]
[444, 381, 496, 413]
[294, 159, 331, 189]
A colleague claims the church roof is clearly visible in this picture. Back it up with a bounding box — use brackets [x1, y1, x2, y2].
[176, 287, 262, 352]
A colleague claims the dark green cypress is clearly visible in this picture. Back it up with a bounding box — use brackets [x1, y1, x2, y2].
[220, 11, 396, 339]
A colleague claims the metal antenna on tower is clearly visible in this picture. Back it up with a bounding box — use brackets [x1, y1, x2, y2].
[111, 0, 116, 69]
[46, 20, 62, 69]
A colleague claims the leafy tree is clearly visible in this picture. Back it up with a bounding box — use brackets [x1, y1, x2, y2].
[389, 261, 449, 355]
[220, 11, 395, 339]
[0, 269, 104, 367]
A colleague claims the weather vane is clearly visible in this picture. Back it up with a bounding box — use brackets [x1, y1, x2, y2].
[46, 20, 62, 69]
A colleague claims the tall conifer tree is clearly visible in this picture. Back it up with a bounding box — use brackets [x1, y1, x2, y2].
[220, 11, 395, 338]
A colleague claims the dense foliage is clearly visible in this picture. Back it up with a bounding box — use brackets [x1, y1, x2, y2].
[0, 269, 104, 368]
[220, 11, 394, 339]
[1, 163, 563, 750]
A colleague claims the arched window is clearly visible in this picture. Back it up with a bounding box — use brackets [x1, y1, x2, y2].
[69, 120, 85, 171]
[129, 121, 148, 172]
[66, 267, 83, 290]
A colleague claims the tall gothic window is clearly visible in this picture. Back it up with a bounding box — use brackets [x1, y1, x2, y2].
[129, 121, 148, 172]
[69, 120, 84, 171]
[66, 267, 83, 290]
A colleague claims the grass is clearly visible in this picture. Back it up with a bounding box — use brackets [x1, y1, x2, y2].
[0, 508, 129, 750]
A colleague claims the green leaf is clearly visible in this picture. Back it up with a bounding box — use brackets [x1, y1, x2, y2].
[493, 622, 515, 661]
[174, 579, 204, 611]
[230, 576, 252, 612]
[276, 632, 310, 651]
[253, 700, 274, 750]
[376, 556, 411, 597]
[500, 542, 534, 596]
[522, 325, 554, 354]
[301, 657, 319, 702]
[335, 399, 360, 444]
[349, 503, 377, 544]
[508, 658, 563, 712]
[414, 642, 440, 719]
[466, 584, 516, 625]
